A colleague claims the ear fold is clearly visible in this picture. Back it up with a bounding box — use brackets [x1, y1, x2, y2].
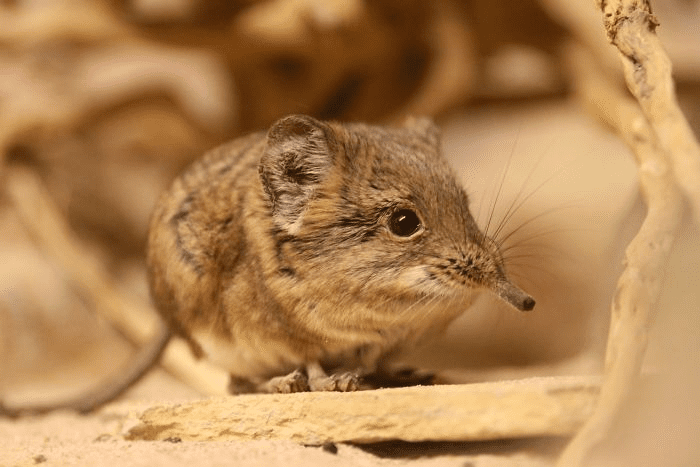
[402, 116, 440, 148]
[259, 115, 335, 234]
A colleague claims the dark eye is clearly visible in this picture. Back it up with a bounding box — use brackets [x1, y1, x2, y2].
[389, 209, 422, 237]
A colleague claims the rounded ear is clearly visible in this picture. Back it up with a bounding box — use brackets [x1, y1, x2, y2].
[402, 116, 441, 148]
[258, 115, 335, 234]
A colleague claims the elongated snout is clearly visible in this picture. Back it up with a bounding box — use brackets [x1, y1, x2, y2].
[495, 280, 535, 311]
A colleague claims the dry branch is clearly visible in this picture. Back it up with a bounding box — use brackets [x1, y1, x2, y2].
[555, 0, 699, 464]
[560, 41, 683, 466]
[3, 168, 230, 399]
[0, 1, 128, 44]
[393, 0, 476, 120]
[599, 0, 700, 224]
[125, 376, 600, 444]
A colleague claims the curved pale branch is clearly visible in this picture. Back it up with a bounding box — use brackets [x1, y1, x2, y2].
[556, 0, 700, 464]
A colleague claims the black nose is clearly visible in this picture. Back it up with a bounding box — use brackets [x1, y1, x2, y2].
[521, 296, 536, 312]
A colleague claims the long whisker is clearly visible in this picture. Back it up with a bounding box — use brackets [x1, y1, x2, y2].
[491, 146, 549, 243]
[499, 225, 584, 254]
[389, 293, 437, 328]
[492, 165, 569, 243]
[496, 202, 580, 248]
[484, 126, 521, 239]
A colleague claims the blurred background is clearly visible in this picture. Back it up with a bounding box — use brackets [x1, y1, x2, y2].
[0, 0, 698, 465]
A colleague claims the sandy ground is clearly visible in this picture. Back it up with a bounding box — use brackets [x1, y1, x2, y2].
[2, 100, 698, 466]
[0, 371, 571, 467]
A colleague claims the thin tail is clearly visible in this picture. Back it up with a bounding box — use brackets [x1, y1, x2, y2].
[0, 321, 171, 418]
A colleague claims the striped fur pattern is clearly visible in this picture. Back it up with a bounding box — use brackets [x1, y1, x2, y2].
[146, 115, 533, 385]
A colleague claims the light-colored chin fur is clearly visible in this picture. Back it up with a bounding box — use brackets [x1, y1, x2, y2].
[397, 265, 474, 301]
[397, 265, 437, 290]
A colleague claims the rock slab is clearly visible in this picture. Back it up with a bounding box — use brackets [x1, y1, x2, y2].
[126, 376, 600, 444]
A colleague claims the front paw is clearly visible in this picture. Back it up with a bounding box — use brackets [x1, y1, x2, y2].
[306, 362, 360, 392]
[328, 371, 360, 392]
[262, 369, 310, 393]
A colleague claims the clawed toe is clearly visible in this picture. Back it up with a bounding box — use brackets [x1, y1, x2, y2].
[307, 362, 360, 392]
[331, 372, 360, 392]
[234, 364, 365, 394]
[263, 369, 310, 393]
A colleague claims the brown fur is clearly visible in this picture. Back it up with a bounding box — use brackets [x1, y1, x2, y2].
[147, 115, 534, 386]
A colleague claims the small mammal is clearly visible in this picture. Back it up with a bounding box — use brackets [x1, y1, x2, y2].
[1, 115, 533, 415]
